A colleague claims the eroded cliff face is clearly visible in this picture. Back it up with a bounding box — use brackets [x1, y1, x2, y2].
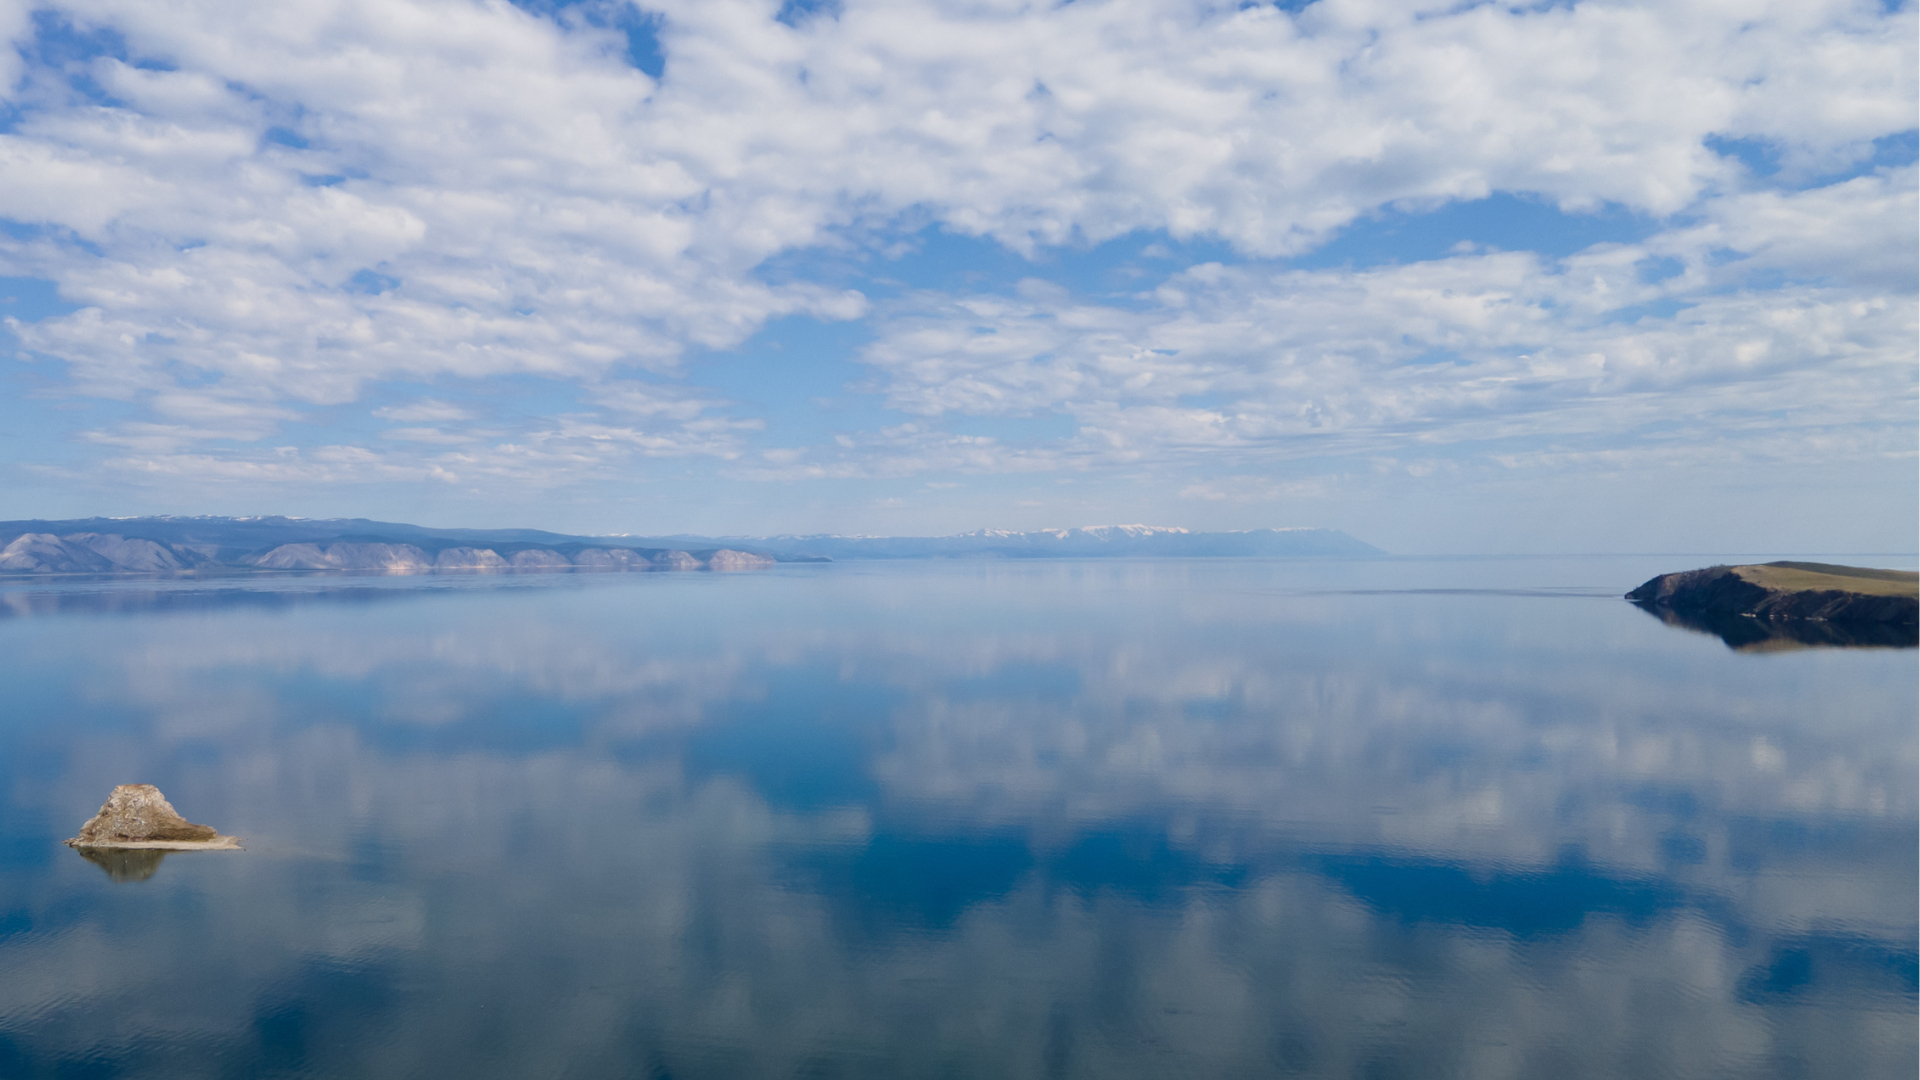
[0, 531, 785, 575]
[651, 550, 702, 571]
[239, 542, 769, 574]
[707, 549, 777, 571]
[247, 542, 436, 571]
[0, 532, 206, 573]
[434, 547, 512, 569]
[567, 548, 650, 570]
[1627, 563, 1918, 627]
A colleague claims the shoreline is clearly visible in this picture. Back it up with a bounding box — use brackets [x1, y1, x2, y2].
[66, 836, 243, 851]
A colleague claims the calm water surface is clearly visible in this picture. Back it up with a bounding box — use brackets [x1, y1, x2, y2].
[0, 557, 1913, 1079]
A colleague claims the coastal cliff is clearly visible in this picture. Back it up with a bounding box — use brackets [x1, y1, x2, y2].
[239, 541, 774, 573]
[1627, 562, 1917, 627]
[0, 531, 781, 576]
[0, 516, 1382, 576]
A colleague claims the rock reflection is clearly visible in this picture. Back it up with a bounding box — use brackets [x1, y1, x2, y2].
[73, 846, 168, 883]
[1632, 600, 1920, 651]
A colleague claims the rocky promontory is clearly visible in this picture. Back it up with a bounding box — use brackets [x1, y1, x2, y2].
[66, 784, 241, 851]
[1627, 561, 1917, 645]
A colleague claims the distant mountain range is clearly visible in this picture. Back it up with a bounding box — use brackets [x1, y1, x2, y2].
[649, 524, 1383, 560]
[0, 517, 1382, 576]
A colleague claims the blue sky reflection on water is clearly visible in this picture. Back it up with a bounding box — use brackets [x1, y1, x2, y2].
[0, 558, 1913, 1078]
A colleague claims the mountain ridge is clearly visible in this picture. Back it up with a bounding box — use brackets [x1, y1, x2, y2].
[0, 516, 1384, 575]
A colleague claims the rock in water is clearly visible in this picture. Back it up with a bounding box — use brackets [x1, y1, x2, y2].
[68, 784, 231, 847]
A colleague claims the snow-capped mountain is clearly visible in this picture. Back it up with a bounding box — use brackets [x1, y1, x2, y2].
[667, 525, 1381, 559]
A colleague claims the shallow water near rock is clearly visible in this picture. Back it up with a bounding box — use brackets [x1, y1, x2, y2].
[0, 556, 1913, 1078]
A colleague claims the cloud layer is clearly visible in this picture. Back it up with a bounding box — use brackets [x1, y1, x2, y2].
[0, 0, 1912, 541]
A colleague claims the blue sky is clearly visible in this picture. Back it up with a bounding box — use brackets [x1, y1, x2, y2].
[0, 0, 1914, 552]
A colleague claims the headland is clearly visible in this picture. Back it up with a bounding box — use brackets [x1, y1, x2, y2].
[1627, 561, 1917, 650]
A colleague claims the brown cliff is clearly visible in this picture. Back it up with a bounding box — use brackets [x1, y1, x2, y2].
[1627, 561, 1916, 649]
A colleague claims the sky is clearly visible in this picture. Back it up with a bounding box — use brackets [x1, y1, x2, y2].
[0, 0, 1914, 553]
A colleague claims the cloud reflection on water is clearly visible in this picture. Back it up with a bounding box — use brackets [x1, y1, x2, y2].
[0, 561, 1912, 1078]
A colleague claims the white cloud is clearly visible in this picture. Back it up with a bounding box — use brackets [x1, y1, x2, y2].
[839, 170, 1915, 477]
[1651, 168, 1920, 292]
[0, 0, 1909, 510]
[372, 398, 473, 423]
[590, 380, 732, 422]
[734, 419, 1064, 481]
[1179, 475, 1330, 502]
[72, 376, 772, 490]
[377, 426, 474, 444]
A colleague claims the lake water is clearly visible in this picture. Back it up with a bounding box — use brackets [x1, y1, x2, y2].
[0, 557, 1913, 1079]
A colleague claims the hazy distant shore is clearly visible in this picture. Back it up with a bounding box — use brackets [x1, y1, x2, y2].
[0, 517, 1383, 576]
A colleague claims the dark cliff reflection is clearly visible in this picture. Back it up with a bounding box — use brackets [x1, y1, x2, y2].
[0, 558, 1912, 1079]
[1632, 600, 1920, 651]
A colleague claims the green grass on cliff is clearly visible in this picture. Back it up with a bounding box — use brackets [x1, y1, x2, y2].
[1734, 562, 1920, 598]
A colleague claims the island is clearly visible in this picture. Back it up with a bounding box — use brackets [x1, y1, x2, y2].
[66, 784, 242, 852]
[1627, 561, 1918, 650]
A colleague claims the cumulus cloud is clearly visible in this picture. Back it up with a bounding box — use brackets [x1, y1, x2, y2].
[0, 0, 1910, 511]
[840, 171, 1916, 476]
[1179, 474, 1330, 502]
[740, 419, 1063, 480]
[372, 398, 473, 423]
